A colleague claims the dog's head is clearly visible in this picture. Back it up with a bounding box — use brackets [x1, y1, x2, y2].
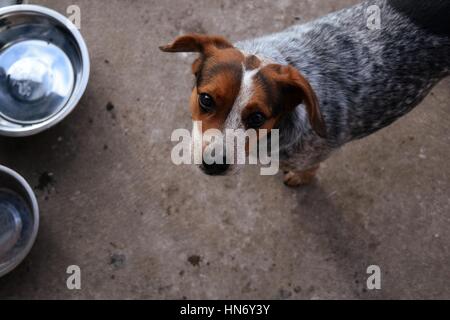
[160, 34, 326, 176]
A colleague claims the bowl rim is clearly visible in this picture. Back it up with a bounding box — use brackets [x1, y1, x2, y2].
[0, 4, 90, 137]
[0, 164, 39, 278]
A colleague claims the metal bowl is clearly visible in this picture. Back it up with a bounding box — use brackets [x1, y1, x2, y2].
[0, 165, 39, 278]
[0, 5, 90, 137]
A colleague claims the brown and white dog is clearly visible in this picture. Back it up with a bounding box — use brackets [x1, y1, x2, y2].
[160, 34, 326, 184]
[160, 0, 450, 186]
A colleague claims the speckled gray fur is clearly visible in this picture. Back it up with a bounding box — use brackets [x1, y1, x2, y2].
[235, 0, 450, 171]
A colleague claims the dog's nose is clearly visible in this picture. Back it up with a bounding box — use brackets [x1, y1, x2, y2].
[201, 158, 229, 176]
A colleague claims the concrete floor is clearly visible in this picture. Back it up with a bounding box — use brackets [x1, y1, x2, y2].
[0, 0, 449, 300]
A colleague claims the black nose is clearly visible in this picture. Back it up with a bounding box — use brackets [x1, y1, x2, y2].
[201, 158, 230, 176]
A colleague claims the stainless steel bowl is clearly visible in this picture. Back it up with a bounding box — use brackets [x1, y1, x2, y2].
[0, 165, 39, 278]
[0, 5, 90, 137]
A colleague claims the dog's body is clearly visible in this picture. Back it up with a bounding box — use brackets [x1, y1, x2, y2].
[236, 0, 450, 180]
[161, 0, 450, 185]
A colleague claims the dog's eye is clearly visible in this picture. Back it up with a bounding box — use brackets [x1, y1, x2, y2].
[199, 93, 215, 112]
[246, 112, 267, 129]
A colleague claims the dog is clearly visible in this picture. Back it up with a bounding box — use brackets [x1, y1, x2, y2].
[160, 0, 450, 186]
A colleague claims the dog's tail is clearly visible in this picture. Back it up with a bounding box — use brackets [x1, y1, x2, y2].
[388, 0, 450, 37]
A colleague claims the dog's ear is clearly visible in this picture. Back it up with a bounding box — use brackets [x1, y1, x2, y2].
[159, 34, 233, 54]
[267, 64, 327, 138]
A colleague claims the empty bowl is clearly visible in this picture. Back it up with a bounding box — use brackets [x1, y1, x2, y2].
[0, 4, 90, 137]
[0, 165, 39, 278]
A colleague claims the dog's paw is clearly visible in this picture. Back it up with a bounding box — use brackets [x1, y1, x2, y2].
[283, 167, 319, 188]
[283, 171, 312, 187]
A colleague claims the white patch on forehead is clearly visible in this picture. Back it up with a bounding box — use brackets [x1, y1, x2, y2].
[225, 65, 259, 129]
[240, 67, 259, 105]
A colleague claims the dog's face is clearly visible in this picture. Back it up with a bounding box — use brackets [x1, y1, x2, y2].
[160, 34, 326, 176]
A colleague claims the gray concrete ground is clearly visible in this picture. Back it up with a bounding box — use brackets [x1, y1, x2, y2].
[0, 0, 449, 299]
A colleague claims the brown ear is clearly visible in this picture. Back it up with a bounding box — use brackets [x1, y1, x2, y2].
[268, 64, 327, 138]
[159, 34, 233, 54]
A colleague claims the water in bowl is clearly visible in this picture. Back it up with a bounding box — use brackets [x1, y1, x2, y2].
[0, 190, 30, 258]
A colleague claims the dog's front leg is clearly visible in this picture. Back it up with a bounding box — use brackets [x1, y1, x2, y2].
[283, 164, 320, 187]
